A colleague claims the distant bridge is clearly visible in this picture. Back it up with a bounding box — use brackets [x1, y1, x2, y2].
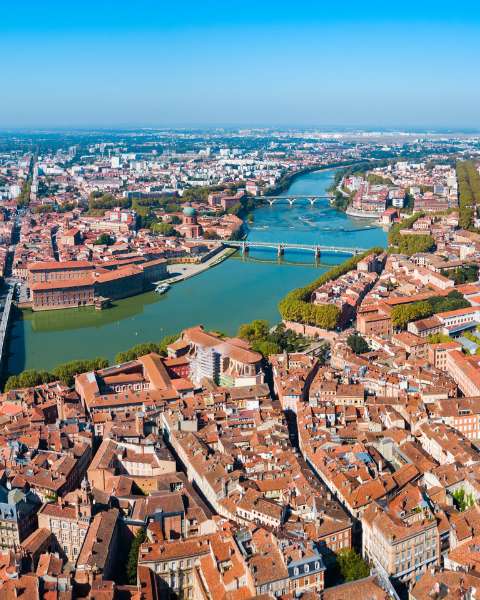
[223, 240, 366, 258]
[254, 195, 331, 206]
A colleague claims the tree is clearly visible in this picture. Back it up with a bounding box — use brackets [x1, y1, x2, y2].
[268, 323, 308, 353]
[115, 342, 163, 364]
[367, 173, 393, 186]
[237, 319, 270, 344]
[94, 233, 114, 246]
[181, 186, 210, 204]
[203, 230, 221, 240]
[442, 265, 479, 285]
[126, 528, 146, 585]
[4, 369, 55, 391]
[452, 488, 475, 512]
[114, 334, 179, 364]
[457, 160, 480, 231]
[427, 332, 452, 344]
[152, 222, 179, 236]
[391, 301, 432, 329]
[397, 234, 435, 256]
[88, 192, 129, 212]
[236, 320, 306, 357]
[253, 340, 281, 357]
[158, 333, 179, 355]
[391, 291, 469, 330]
[51, 357, 109, 387]
[170, 215, 182, 225]
[316, 343, 331, 365]
[347, 334, 370, 355]
[278, 248, 384, 330]
[388, 212, 424, 247]
[34, 205, 53, 214]
[336, 548, 370, 583]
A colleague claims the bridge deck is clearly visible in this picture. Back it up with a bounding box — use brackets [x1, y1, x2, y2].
[255, 195, 331, 199]
[224, 241, 366, 254]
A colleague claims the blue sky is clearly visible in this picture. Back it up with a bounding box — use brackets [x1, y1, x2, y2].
[1, 1, 480, 129]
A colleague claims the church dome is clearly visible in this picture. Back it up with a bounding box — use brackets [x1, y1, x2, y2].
[183, 204, 196, 217]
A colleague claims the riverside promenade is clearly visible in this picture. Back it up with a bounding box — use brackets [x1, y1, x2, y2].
[159, 247, 235, 285]
[345, 206, 384, 219]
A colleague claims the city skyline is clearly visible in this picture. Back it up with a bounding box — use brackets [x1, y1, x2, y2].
[1, 0, 480, 128]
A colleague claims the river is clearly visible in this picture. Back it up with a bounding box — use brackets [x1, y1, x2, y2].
[6, 168, 387, 374]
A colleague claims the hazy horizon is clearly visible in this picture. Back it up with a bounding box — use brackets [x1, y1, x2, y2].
[1, 125, 480, 134]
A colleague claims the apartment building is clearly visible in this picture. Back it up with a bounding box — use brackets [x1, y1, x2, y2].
[362, 485, 440, 583]
[0, 486, 40, 550]
[37, 488, 92, 563]
[427, 341, 462, 371]
[446, 350, 480, 397]
[138, 535, 212, 600]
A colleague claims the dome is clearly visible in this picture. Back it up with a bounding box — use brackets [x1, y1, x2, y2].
[183, 205, 196, 217]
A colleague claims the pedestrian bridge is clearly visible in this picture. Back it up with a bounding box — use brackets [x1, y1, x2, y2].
[255, 195, 331, 206]
[223, 240, 367, 258]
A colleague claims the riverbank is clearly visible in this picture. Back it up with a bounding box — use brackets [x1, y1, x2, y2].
[162, 247, 236, 284]
[0, 285, 15, 374]
[264, 160, 363, 197]
[7, 168, 387, 375]
[345, 206, 384, 220]
[325, 158, 392, 214]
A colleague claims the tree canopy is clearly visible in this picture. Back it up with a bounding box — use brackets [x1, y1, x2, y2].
[334, 548, 370, 584]
[126, 528, 146, 585]
[442, 264, 479, 285]
[347, 333, 370, 354]
[278, 248, 384, 330]
[387, 212, 436, 255]
[452, 488, 475, 512]
[391, 290, 470, 329]
[152, 222, 180, 237]
[114, 334, 179, 364]
[94, 233, 114, 246]
[427, 332, 452, 344]
[457, 160, 480, 231]
[236, 320, 306, 357]
[88, 192, 129, 212]
[396, 233, 435, 256]
[5, 357, 109, 390]
[4, 369, 56, 391]
[389, 212, 424, 240]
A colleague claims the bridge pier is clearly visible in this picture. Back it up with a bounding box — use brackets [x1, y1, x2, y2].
[268, 200, 274, 207]
[310, 198, 317, 206]
[225, 240, 365, 256]
[288, 199, 294, 206]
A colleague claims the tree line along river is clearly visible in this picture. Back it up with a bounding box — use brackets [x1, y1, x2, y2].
[6, 168, 387, 375]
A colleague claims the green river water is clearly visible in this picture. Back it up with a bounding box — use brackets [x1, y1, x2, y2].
[7, 168, 387, 374]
